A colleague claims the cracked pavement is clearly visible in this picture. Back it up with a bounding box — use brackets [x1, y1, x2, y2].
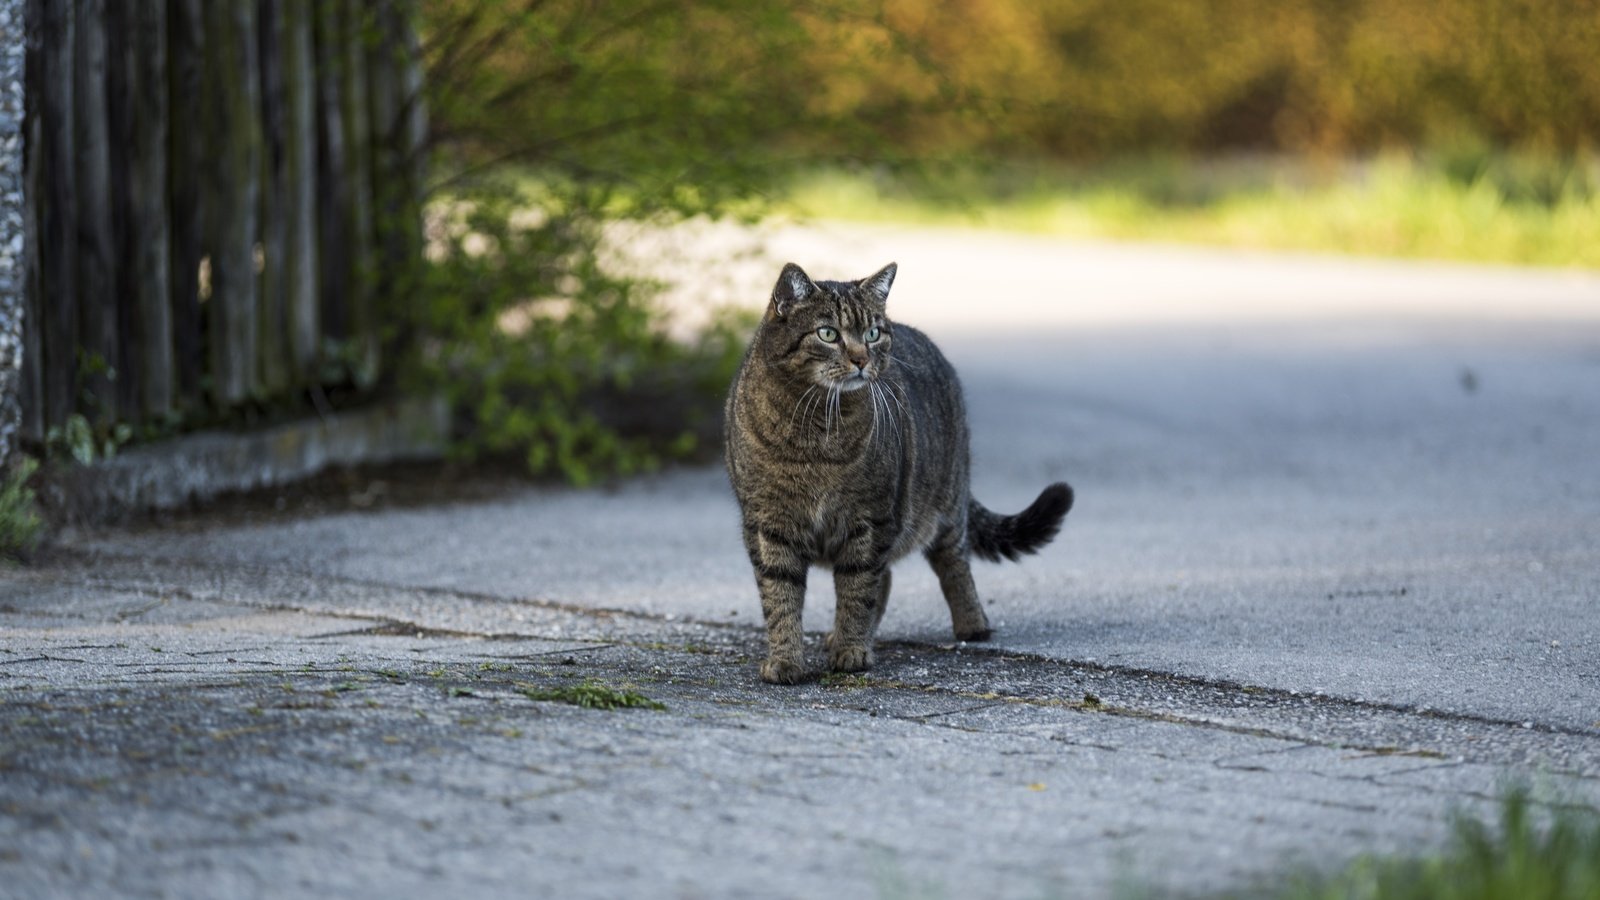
[5, 229, 1600, 897]
[5, 558, 1596, 899]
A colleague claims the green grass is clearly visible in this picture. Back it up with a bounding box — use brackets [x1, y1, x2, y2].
[782, 154, 1600, 270]
[1234, 787, 1600, 900]
[518, 680, 666, 711]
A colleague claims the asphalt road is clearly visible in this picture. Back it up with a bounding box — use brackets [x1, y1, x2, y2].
[17, 224, 1600, 897]
[78, 223, 1600, 732]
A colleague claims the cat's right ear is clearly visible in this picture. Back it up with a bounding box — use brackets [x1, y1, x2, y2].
[769, 263, 816, 320]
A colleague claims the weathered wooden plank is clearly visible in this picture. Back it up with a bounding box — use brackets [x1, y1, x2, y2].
[38, 0, 77, 431]
[256, 0, 290, 395]
[104, 0, 138, 419]
[338, 0, 377, 388]
[368, 0, 425, 361]
[131, 1, 173, 418]
[23, 0, 426, 435]
[75, 0, 118, 425]
[167, 0, 205, 413]
[312, 0, 348, 350]
[399, 1, 428, 197]
[203, 0, 262, 406]
[280, 0, 319, 380]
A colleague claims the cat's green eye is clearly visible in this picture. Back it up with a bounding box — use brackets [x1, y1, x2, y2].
[817, 326, 839, 343]
[865, 326, 882, 343]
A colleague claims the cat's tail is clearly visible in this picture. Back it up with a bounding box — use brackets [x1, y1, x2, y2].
[968, 482, 1074, 563]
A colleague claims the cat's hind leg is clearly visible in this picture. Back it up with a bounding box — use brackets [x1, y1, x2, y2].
[925, 526, 991, 642]
[869, 568, 892, 633]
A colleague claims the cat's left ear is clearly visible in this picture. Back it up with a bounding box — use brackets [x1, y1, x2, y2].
[861, 262, 897, 304]
[770, 262, 817, 320]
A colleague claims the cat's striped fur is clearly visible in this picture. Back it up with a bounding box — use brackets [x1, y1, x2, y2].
[724, 262, 1073, 684]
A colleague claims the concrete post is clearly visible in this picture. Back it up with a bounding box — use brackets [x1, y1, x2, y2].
[0, 0, 23, 467]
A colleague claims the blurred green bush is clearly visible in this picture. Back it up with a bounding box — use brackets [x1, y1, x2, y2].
[798, 0, 1600, 158]
[425, 1, 1599, 168]
[412, 0, 1597, 480]
[416, 2, 830, 481]
[406, 181, 752, 484]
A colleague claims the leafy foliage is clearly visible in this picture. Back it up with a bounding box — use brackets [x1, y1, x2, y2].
[426, 1, 1600, 165]
[410, 1, 1600, 484]
[44, 413, 133, 465]
[413, 2, 934, 482]
[829, 0, 1600, 157]
[0, 458, 43, 562]
[409, 181, 751, 484]
[422, 1, 931, 212]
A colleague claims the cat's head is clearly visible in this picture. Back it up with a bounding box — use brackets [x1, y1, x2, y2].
[760, 262, 897, 392]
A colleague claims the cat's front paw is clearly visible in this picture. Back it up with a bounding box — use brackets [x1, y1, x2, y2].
[827, 643, 874, 673]
[760, 656, 807, 684]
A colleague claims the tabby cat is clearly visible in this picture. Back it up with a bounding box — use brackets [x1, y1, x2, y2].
[724, 262, 1073, 683]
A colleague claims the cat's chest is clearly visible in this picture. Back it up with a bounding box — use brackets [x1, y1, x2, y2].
[766, 476, 887, 560]
[803, 490, 857, 558]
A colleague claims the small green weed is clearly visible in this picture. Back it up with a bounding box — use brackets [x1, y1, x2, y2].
[519, 680, 665, 711]
[45, 411, 132, 466]
[0, 458, 42, 562]
[1242, 787, 1600, 900]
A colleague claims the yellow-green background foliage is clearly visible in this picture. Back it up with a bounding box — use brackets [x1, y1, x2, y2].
[793, 0, 1600, 157]
[414, 0, 1598, 482]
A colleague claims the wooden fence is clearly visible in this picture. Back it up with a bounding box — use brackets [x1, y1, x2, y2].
[20, 0, 425, 444]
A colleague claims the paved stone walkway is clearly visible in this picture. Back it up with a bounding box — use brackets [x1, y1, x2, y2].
[4, 552, 1594, 898]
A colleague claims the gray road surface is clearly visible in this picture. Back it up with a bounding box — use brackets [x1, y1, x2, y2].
[8, 226, 1600, 897]
[74, 226, 1600, 731]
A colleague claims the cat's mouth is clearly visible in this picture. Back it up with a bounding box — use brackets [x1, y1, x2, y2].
[835, 372, 871, 392]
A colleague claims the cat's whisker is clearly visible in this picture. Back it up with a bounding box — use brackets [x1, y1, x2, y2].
[878, 383, 897, 450]
[882, 379, 910, 420]
[868, 382, 883, 443]
[869, 382, 893, 453]
[876, 379, 889, 438]
[828, 384, 841, 439]
[804, 381, 829, 432]
[876, 381, 904, 454]
[789, 385, 820, 433]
